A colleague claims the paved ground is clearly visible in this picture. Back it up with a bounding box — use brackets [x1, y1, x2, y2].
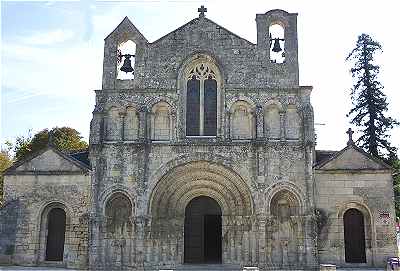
[0, 266, 387, 271]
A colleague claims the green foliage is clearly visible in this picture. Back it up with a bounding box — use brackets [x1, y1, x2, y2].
[14, 127, 88, 161]
[346, 33, 399, 160]
[0, 142, 13, 205]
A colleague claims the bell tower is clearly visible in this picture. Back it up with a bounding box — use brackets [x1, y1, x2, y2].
[102, 17, 148, 90]
[256, 9, 299, 87]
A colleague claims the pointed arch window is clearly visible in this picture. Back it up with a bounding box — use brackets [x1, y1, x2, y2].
[186, 63, 217, 136]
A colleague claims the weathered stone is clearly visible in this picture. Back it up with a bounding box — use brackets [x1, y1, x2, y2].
[0, 7, 397, 271]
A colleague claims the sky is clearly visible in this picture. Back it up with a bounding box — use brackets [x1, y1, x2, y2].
[1, 0, 400, 154]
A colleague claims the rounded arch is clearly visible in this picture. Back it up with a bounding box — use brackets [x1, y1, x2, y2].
[99, 186, 136, 217]
[176, 52, 225, 87]
[229, 100, 255, 114]
[264, 181, 306, 215]
[147, 152, 252, 198]
[37, 201, 71, 263]
[37, 200, 72, 227]
[146, 96, 176, 113]
[229, 100, 255, 139]
[226, 96, 256, 110]
[264, 99, 284, 112]
[337, 201, 372, 222]
[337, 201, 373, 264]
[149, 161, 254, 218]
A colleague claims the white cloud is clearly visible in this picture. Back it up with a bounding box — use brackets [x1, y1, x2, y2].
[21, 29, 75, 45]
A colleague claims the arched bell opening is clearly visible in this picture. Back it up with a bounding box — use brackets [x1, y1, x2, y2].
[184, 196, 222, 264]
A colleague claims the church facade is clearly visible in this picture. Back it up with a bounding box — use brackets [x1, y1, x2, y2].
[0, 8, 397, 270]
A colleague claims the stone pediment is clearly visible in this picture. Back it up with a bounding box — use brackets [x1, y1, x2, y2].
[105, 16, 148, 45]
[316, 144, 391, 171]
[151, 17, 255, 47]
[4, 147, 90, 175]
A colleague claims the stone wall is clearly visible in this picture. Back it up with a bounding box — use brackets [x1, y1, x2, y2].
[315, 162, 397, 267]
[0, 174, 90, 269]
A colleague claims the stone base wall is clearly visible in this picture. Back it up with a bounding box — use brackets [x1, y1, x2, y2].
[0, 174, 90, 269]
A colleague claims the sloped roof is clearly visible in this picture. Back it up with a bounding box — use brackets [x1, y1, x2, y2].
[151, 16, 255, 46]
[4, 146, 91, 175]
[314, 143, 391, 171]
[105, 16, 148, 44]
[314, 150, 338, 167]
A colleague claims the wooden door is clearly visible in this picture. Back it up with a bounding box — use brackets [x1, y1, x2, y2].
[344, 208, 366, 263]
[184, 196, 222, 263]
[45, 208, 66, 261]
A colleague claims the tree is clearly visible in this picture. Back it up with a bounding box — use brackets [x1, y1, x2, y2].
[0, 142, 13, 205]
[14, 127, 88, 161]
[346, 33, 399, 160]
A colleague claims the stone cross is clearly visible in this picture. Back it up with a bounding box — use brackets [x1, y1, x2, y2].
[198, 5, 207, 18]
[346, 128, 354, 145]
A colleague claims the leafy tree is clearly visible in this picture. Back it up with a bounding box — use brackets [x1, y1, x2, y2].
[0, 142, 13, 205]
[346, 33, 399, 160]
[15, 127, 88, 161]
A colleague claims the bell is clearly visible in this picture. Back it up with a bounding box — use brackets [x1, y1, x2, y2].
[120, 55, 134, 73]
[271, 38, 282, 53]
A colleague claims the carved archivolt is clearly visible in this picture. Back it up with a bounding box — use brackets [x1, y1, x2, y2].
[149, 161, 253, 218]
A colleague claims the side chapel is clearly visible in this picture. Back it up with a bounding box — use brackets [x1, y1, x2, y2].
[0, 7, 397, 270]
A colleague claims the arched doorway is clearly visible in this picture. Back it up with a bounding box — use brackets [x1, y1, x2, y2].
[184, 196, 222, 263]
[344, 208, 366, 263]
[45, 208, 66, 261]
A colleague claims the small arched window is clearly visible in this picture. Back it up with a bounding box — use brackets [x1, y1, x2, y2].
[269, 23, 285, 64]
[123, 107, 139, 141]
[106, 107, 121, 141]
[117, 40, 136, 80]
[265, 104, 281, 139]
[285, 106, 300, 139]
[186, 63, 217, 136]
[230, 101, 254, 139]
[151, 102, 171, 141]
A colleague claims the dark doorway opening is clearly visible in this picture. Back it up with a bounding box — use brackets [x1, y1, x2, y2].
[184, 196, 222, 263]
[344, 208, 366, 263]
[45, 208, 66, 261]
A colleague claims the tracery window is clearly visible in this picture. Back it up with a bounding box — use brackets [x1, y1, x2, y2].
[186, 63, 217, 136]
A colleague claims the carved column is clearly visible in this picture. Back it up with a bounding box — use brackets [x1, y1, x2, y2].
[256, 105, 264, 139]
[226, 111, 231, 140]
[279, 112, 286, 140]
[170, 110, 177, 142]
[138, 107, 148, 141]
[119, 112, 126, 141]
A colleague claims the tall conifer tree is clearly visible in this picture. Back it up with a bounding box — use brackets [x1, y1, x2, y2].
[346, 33, 399, 161]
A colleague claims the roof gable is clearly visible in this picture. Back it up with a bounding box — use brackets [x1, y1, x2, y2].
[4, 147, 90, 175]
[151, 17, 255, 46]
[105, 16, 148, 45]
[316, 144, 391, 171]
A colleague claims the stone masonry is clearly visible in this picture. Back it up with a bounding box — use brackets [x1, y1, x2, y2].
[0, 8, 397, 271]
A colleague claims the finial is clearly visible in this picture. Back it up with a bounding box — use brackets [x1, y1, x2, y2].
[198, 5, 207, 18]
[346, 128, 354, 145]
